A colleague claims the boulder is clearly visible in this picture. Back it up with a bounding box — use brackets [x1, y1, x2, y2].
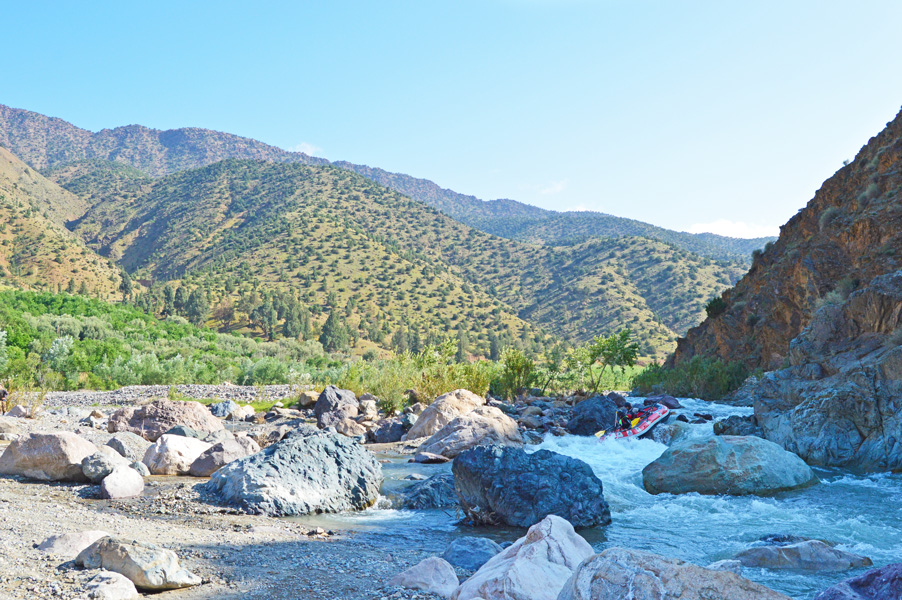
[813, 562, 902, 600]
[295, 390, 319, 408]
[75, 537, 201, 591]
[106, 432, 152, 462]
[419, 406, 523, 458]
[203, 428, 235, 445]
[82, 447, 132, 483]
[565, 396, 618, 436]
[335, 418, 367, 438]
[5, 405, 29, 418]
[0, 417, 20, 434]
[714, 414, 764, 437]
[250, 424, 292, 448]
[736, 540, 872, 571]
[651, 421, 694, 446]
[85, 571, 140, 600]
[453, 445, 611, 528]
[358, 393, 379, 419]
[142, 434, 212, 476]
[642, 435, 818, 496]
[130, 461, 150, 477]
[405, 402, 426, 415]
[227, 404, 256, 421]
[556, 547, 792, 600]
[414, 452, 450, 464]
[644, 394, 682, 409]
[442, 536, 503, 571]
[162, 425, 203, 438]
[189, 436, 261, 477]
[36, 530, 110, 558]
[108, 399, 224, 442]
[0, 432, 97, 482]
[707, 559, 744, 575]
[452, 515, 594, 600]
[314, 385, 359, 428]
[389, 557, 459, 598]
[370, 418, 405, 443]
[400, 473, 457, 509]
[406, 389, 485, 440]
[203, 425, 382, 516]
[209, 399, 240, 418]
[101, 467, 145, 499]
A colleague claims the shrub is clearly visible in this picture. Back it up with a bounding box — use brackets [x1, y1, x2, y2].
[818, 206, 842, 231]
[631, 356, 748, 401]
[491, 347, 537, 400]
[705, 296, 728, 318]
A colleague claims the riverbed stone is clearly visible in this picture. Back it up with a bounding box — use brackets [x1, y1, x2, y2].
[335, 418, 367, 438]
[714, 414, 764, 437]
[106, 432, 152, 462]
[227, 404, 256, 421]
[453, 445, 611, 528]
[813, 562, 902, 599]
[75, 537, 201, 591]
[85, 571, 140, 600]
[130, 461, 150, 477]
[370, 418, 405, 443]
[0, 417, 19, 435]
[642, 435, 818, 496]
[142, 434, 212, 476]
[209, 399, 240, 418]
[108, 399, 224, 442]
[314, 385, 359, 428]
[707, 559, 744, 575]
[400, 473, 457, 509]
[389, 557, 459, 598]
[565, 395, 618, 436]
[557, 547, 792, 600]
[101, 467, 145, 499]
[442, 536, 503, 571]
[189, 436, 261, 477]
[736, 540, 872, 571]
[452, 515, 593, 600]
[0, 432, 97, 482]
[203, 425, 382, 516]
[643, 394, 682, 409]
[414, 452, 450, 464]
[418, 406, 523, 458]
[82, 446, 132, 483]
[406, 389, 485, 440]
[37, 530, 110, 558]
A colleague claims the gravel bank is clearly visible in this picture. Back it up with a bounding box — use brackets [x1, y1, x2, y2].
[44, 385, 299, 408]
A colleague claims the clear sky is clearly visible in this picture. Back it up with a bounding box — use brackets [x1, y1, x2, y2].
[3, 1, 902, 237]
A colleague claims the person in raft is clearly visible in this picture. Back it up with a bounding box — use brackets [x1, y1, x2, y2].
[616, 403, 636, 431]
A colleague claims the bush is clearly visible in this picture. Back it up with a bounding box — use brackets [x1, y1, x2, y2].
[818, 206, 842, 231]
[705, 297, 728, 318]
[631, 356, 748, 401]
[491, 347, 537, 400]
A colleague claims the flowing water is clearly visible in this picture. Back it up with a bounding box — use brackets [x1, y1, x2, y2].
[292, 398, 902, 599]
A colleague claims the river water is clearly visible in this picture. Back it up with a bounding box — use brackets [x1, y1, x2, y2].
[293, 398, 902, 599]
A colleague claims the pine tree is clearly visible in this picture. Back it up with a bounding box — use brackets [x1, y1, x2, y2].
[162, 285, 176, 316]
[119, 270, 133, 301]
[174, 286, 189, 315]
[319, 311, 349, 352]
[185, 288, 209, 326]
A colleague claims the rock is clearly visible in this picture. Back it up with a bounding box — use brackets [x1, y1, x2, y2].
[605, 391, 628, 407]
[266, 407, 303, 420]
[313, 385, 359, 428]
[5, 405, 28, 418]
[442, 536, 503, 571]
[370, 418, 405, 443]
[400, 473, 457, 509]
[557, 547, 792, 600]
[250, 424, 293, 448]
[335, 418, 367, 438]
[0, 417, 20, 434]
[0, 432, 97, 482]
[203, 425, 382, 516]
[203, 428, 235, 444]
[714, 414, 764, 437]
[642, 435, 818, 496]
[651, 421, 694, 446]
[85, 571, 140, 600]
[358, 393, 379, 419]
[105, 432, 152, 462]
[227, 404, 256, 421]
[406, 389, 485, 440]
[142, 434, 212, 475]
[404, 402, 426, 415]
[675, 414, 690, 423]
[130, 461, 150, 477]
[75, 537, 201, 591]
[389, 557, 458, 598]
[108, 399, 224, 441]
[163, 425, 203, 438]
[453, 445, 611, 528]
[294, 390, 319, 408]
[209, 399, 240, 418]
[400, 412, 418, 430]
[707, 559, 744, 575]
[520, 415, 544, 429]
[101, 467, 145, 499]
[414, 452, 450, 464]
[736, 540, 872, 571]
[813, 562, 902, 600]
[189, 436, 261, 477]
[419, 406, 523, 458]
[521, 405, 543, 417]
[36, 530, 110, 558]
[643, 394, 682, 409]
[82, 447, 132, 483]
[565, 395, 618, 436]
[452, 515, 593, 600]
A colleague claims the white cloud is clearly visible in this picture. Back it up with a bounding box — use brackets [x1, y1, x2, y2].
[288, 142, 323, 156]
[686, 219, 780, 239]
[540, 178, 569, 195]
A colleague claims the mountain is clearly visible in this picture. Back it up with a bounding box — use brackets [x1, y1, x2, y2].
[672, 107, 902, 370]
[0, 147, 120, 297]
[0, 103, 770, 263]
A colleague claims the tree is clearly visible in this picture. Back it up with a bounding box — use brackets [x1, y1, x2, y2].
[78, 281, 89, 296]
[575, 328, 640, 394]
[162, 285, 176, 316]
[213, 300, 236, 329]
[174, 286, 189, 315]
[119, 270, 133, 302]
[455, 327, 469, 363]
[319, 311, 349, 352]
[185, 289, 209, 326]
[391, 327, 408, 354]
[489, 333, 501, 361]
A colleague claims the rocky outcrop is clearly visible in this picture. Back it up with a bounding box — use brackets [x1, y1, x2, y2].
[557, 547, 792, 600]
[75, 537, 201, 591]
[814, 562, 902, 600]
[452, 515, 594, 600]
[453, 445, 611, 528]
[107, 399, 224, 442]
[742, 270, 902, 470]
[142, 434, 212, 476]
[203, 426, 382, 516]
[736, 540, 872, 571]
[418, 406, 523, 458]
[672, 107, 902, 371]
[406, 389, 485, 440]
[643, 435, 817, 496]
[0, 432, 97, 482]
[389, 557, 458, 598]
[565, 395, 618, 436]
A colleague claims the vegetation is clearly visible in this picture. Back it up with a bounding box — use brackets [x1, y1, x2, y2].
[631, 356, 750, 400]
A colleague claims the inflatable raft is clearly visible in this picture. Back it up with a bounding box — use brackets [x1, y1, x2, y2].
[595, 403, 670, 442]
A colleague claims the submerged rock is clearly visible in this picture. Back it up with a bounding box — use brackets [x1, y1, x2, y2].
[642, 435, 818, 496]
[0, 432, 97, 482]
[813, 562, 902, 599]
[736, 540, 872, 571]
[400, 473, 457, 509]
[453, 445, 611, 528]
[442, 536, 503, 571]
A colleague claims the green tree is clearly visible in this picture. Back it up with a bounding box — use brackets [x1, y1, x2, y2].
[174, 286, 189, 315]
[488, 333, 501, 361]
[162, 285, 176, 316]
[185, 289, 209, 326]
[573, 328, 640, 394]
[455, 327, 469, 363]
[319, 310, 349, 352]
[119, 270, 133, 301]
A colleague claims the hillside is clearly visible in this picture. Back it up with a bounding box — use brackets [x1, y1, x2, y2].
[0, 147, 120, 297]
[672, 107, 902, 370]
[0, 103, 770, 263]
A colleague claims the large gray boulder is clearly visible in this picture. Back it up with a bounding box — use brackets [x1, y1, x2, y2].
[76, 537, 201, 591]
[556, 547, 792, 600]
[399, 473, 457, 509]
[565, 396, 618, 436]
[82, 447, 132, 483]
[744, 270, 902, 470]
[642, 435, 818, 496]
[453, 445, 611, 528]
[108, 399, 224, 442]
[209, 399, 240, 418]
[736, 540, 872, 571]
[189, 436, 260, 477]
[203, 425, 382, 516]
[814, 562, 902, 600]
[106, 432, 152, 462]
[0, 432, 97, 482]
[418, 406, 523, 458]
[313, 385, 359, 428]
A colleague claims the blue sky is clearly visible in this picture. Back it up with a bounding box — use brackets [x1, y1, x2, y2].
[3, 1, 902, 237]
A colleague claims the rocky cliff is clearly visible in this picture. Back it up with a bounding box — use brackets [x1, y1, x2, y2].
[672, 107, 902, 370]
